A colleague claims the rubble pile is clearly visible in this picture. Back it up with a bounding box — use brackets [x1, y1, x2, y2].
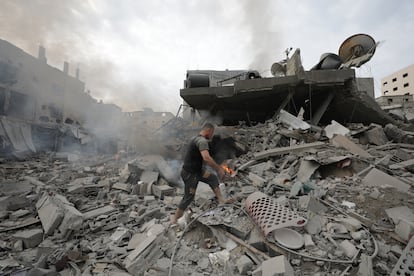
[1, 114, 414, 276]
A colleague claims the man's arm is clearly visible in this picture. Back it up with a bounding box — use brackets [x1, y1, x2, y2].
[200, 149, 225, 179]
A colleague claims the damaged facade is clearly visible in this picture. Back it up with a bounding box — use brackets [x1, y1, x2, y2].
[0, 39, 123, 158]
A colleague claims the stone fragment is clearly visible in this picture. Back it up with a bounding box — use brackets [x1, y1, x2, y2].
[339, 217, 362, 232]
[357, 253, 374, 276]
[395, 218, 414, 241]
[36, 194, 65, 235]
[305, 214, 324, 235]
[304, 234, 316, 249]
[237, 255, 254, 275]
[324, 120, 350, 139]
[339, 240, 357, 258]
[110, 227, 131, 245]
[364, 125, 388, 146]
[248, 172, 266, 187]
[262, 255, 294, 276]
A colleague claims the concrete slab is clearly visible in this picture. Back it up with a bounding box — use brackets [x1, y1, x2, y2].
[254, 142, 325, 160]
[389, 158, 414, 170]
[36, 195, 64, 235]
[324, 120, 350, 139]
[278, 110, 310, 130]
[83, 205, 116, 220]
[385, 206, 414, 224]
[362, 168, 410, 192]
[331, 134, 372, 158]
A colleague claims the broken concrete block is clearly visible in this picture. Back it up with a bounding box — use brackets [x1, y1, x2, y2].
[305, 214, 324, 235]
[362, 168, 410, 192]
[262, 255, 294, 276]
[208, 249, 230, 267]
[237, 255, 254, 275]
[304, 234, 316, 249]
[58, 204, 83, 237]
[339, 240, 357, 258]
[278, 109, 310, 130]
[357, 253, 374, 276]
[248, 172, 266, 187]
[140, 171, 159, 185]
[124, 234, 157, 267]
[36, 194, 65, 235]
[395, 218, 414, 241]
[339, 217, 362, 232]
[331, 134, 372, 158]
[351, 230, 368, 241]
[389, 158, 414, 170]
[147, 224, 165, 237]
[112, 183, 131, 192]
[324, 120, 350, 139]
[364, 125, 388, 146]
[195, 182, 215, 204]
[12, 228, 43, 248]
[110, 227, 131, 245]
[385, 206, 414, 224]
[9, 209, 31, 220]
[151, 185, 175, 198]
[248, 227, 266, 252]
[83, 205, 116, 220]
[143, 195, 156, 204]
[128, 233, 147, 250]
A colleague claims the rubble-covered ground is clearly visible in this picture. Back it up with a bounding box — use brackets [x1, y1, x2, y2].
[1, 115, 414, 276]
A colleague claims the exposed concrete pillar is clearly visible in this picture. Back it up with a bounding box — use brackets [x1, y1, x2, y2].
[311, 91, 335, 125]
[38, 46, 47, 63]
[63, 61, 69, 75]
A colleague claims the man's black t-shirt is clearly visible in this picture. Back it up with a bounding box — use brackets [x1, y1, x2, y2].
[182, 135, 209, 174]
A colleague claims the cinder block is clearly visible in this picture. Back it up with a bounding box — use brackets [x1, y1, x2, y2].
[152, 185, 174, 198]
[13, 228, 43, 248]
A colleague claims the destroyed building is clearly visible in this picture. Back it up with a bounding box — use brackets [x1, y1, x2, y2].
[0, 39, 123, 158]
[1, 34, 414, 276]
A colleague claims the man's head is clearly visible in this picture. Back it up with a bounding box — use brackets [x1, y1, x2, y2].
[200, 123, 215, 140]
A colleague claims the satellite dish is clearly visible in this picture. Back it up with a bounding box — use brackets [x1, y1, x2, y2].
[271, 62, 286, 76]
[338, 33, 377, 68]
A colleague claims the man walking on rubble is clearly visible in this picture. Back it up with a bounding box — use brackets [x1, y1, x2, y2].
[171, 123, 234, 224]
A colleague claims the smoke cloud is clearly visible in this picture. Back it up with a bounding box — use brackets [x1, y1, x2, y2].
[240, 0, 284, 74]
[0, 0, 176, 112]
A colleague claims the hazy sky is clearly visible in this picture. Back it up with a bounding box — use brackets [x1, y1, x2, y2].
[0, 0, 413, 113]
